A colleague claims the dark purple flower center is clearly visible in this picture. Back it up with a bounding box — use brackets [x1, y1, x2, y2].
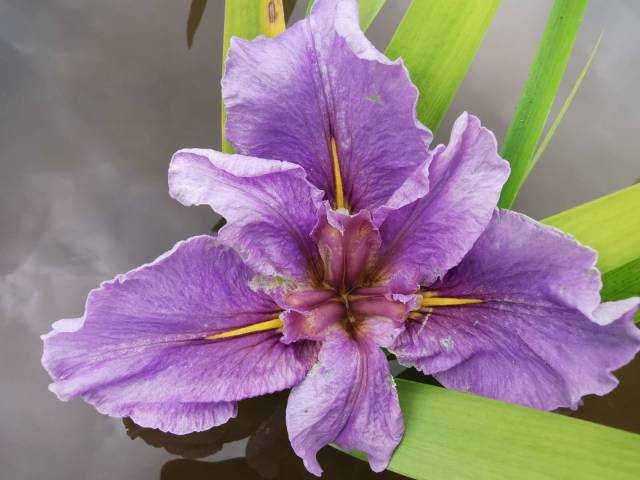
[280, 207, 412, 339]
[285, 285, 408, 337]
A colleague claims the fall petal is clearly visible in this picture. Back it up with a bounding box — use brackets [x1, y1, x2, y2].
[392, 210, 640, 410]
[286, 331, 403, 475]
[42, 236, 316, 433]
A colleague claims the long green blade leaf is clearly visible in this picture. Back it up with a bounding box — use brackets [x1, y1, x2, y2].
[542, 184, 640, 274]
[529, 32, 603, 172]
[221, 0, 285, 153]
[306, 0, 387, 30]
[385, 0, 500, 132]
[367, 380, 640, 480]
[498, 0, 588, 208]
[356, 0, 386, 30]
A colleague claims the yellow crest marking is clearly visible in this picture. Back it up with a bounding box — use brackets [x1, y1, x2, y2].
[206, 318, 283, 340]
[331, 137, 346, 209]
[421, 296, 483, 308]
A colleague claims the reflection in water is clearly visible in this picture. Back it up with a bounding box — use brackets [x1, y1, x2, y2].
[160, 451, 407, 480]
[571, 359, 640, 434]
[125, 391, 408, 479]
[125, 393, 285, 460]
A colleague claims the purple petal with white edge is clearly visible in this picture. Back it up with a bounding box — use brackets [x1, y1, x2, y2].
[169, 149, 323, 281]
[223, 0, 431, 212]
[377, 112, 510, 286]
[392, 210, 640, 410]
[42, 236, 317, 434]
[286, 330, 403, 476]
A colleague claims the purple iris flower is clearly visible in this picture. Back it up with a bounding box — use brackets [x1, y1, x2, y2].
[42, 0, 640, 476]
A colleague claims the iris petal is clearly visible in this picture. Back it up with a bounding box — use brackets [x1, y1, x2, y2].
[169, 149, 323, 281]
[392, 210, 640, 410]
[42, 236, 317, 433]
[223, 0, 431, 212]
[286, 330, 403, 476]
[378, 113, 510, 286]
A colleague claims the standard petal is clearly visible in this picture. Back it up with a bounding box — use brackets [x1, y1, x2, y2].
[223, 0, 431, 212]
[377, 113, 510, 286]
[311, 203, 381, 289]
[169, 149, 323, 280]
[392, 210, 640, 410]
[42, 236, 317, 433]
[286, 331, 403, 475]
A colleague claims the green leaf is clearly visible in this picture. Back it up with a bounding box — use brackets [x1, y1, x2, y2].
[385, 0, 500, 132]
[602, 258, 640, 303]
[356, 0, 386, 30]
[529, 32, 603, 172]
[221, 0, 286, 153]
[498, 0, 589, 208]
[306, 0, 387, 30]
[361, 380, 640, 479]
[601, 259, 640, 323]
[192, 1, 294, 50]
[542, 184, 640, 274]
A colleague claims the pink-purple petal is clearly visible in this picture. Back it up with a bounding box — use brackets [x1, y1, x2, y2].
[223, 0, 431, 212]
[312, 203, 381, 289]
[111, 401, 238, 436]
[378, 113, 510, 286]
[42, 236, 317, 433]
[169, 149, 323, 280]
[392, 210, 640, 410]
[286, 331, 403, 475]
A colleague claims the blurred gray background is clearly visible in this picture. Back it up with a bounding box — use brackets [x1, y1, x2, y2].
[1, 1, 638, 479]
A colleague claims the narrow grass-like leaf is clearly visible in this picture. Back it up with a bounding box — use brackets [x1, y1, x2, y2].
[498, 0, 588, 208]
[221, 0, 286, 153]
[306, 0, 387, 30]
[356, 0, 386, 29]
[542, 184, 640, 274]
[187, 0, 208, 49]
[384, 0, 500, 132]
[529, 32, 603, 174]
[362, 380, 640, 480]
